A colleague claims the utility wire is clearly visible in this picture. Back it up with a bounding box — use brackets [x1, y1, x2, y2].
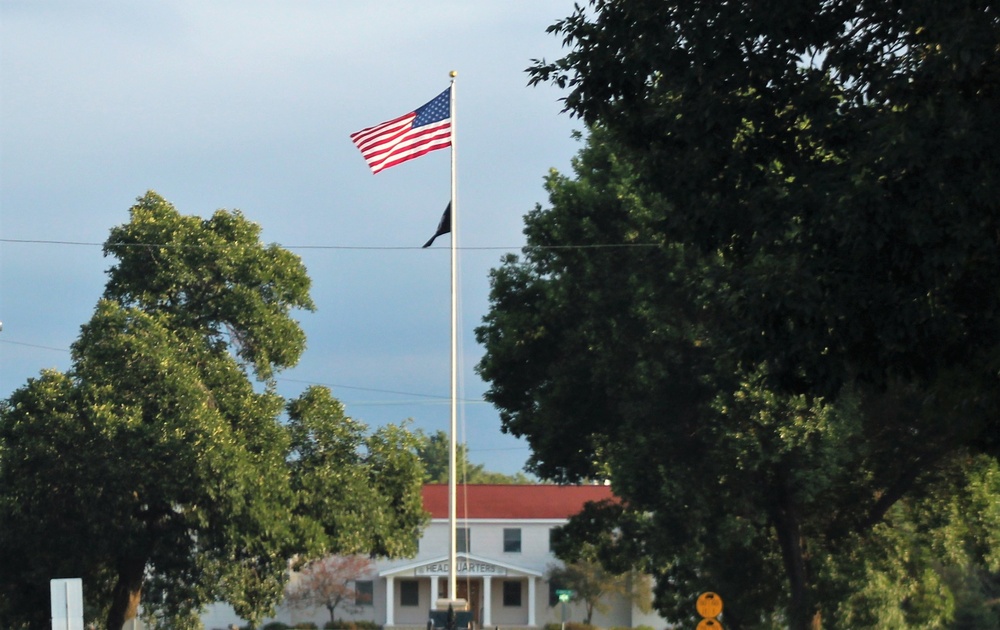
[0, 339, 487, 405]
[1, 237, 663, 251]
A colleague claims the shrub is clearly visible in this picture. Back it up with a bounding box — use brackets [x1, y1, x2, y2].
[261, 623, 290, 630]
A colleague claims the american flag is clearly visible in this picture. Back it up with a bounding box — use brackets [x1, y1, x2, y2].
[350, 88, 452, 174]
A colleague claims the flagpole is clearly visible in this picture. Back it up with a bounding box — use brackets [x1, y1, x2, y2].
[349, 75, 463, 618]
[447, 69, 463, 612]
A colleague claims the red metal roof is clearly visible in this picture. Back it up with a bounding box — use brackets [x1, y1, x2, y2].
[421, 484, 615, 520]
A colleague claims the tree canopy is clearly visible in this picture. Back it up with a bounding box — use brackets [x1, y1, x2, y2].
[526, 0, 1000, 402]
[477, 2, 999, 628]
[546, 550, 651, 625]
[0, 192, 428, 630]
[415, 429, 534, 484]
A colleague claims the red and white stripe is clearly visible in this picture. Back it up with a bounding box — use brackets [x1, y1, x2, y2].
[350, 113, 451, 174]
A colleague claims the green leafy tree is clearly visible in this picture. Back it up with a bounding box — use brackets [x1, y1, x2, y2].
[415, 429, 534, 484]
[531, 0, 1000, 399]
[0, 192, 428, 630]
[476, 119, 999, 628]
[547, 555, 651, 625]
[287, 387, 427, 560]
[527, 0, 1000, 406]
[485, 2, 1000, 627]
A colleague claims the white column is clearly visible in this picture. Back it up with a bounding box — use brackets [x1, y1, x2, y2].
[527, 577, 536, 627]
[386, 577, 395, 627]
[430, 575, 440, 605]
[482, 576, 492, 627]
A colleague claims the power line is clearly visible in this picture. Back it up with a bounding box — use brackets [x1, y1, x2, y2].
[470, 446, 530, 453]
[277, 376, 469, 401]
[0, 339, 488, 405]
[1, 237, 663, 251]
[0, 339, 71, 353]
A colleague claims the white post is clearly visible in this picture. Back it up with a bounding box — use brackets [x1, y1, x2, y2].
[527, 578, 537, 627]
[50, 578, 83, 630]
[482, 576, 492, 627]
[447, 69, 461, 609]
[386, 577, 396, 626]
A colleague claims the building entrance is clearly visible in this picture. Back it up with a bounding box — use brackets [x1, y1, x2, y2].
[438, 579, 482, 627]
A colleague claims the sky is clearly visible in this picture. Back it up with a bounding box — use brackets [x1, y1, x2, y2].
[0, 1, 584, 476]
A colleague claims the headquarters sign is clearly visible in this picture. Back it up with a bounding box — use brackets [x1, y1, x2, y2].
[415, 560, 508, 577]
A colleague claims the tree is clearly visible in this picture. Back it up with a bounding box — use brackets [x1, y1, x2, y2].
[287, 386, 427, 561]
[546, 556, 651, 625]
[415, 429, 534, 484]
[476, 114, 999, 629]
[283, 555, 374, 624]
[528, 0, 1000, 399]
[504, 4, 999, 628]
[0, 192, 428, 630]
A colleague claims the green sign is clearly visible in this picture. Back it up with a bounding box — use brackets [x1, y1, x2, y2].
[556, 589, 573, 603]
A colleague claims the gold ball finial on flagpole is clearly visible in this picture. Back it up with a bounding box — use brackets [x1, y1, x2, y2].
[450, 70, 458, 77]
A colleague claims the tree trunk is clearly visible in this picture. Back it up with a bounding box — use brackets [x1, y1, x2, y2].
[106, 556, 146, 630]
[771, 486, 818, 630]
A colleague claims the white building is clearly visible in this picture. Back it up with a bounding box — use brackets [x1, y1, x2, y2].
[202, 484, 669, 630]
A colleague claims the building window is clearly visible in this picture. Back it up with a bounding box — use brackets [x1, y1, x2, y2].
[457, 527, 470, 553]
[355, 580, 373, 606]
[503, 581, 522, 607]
[549, 528, 556, 552]
[503, 528, 522, 553]
[400, 580, 419, 607]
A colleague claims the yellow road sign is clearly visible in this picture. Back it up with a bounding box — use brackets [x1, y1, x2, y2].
[696, 592, 723, 618]
[697, 619, 724, 630]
